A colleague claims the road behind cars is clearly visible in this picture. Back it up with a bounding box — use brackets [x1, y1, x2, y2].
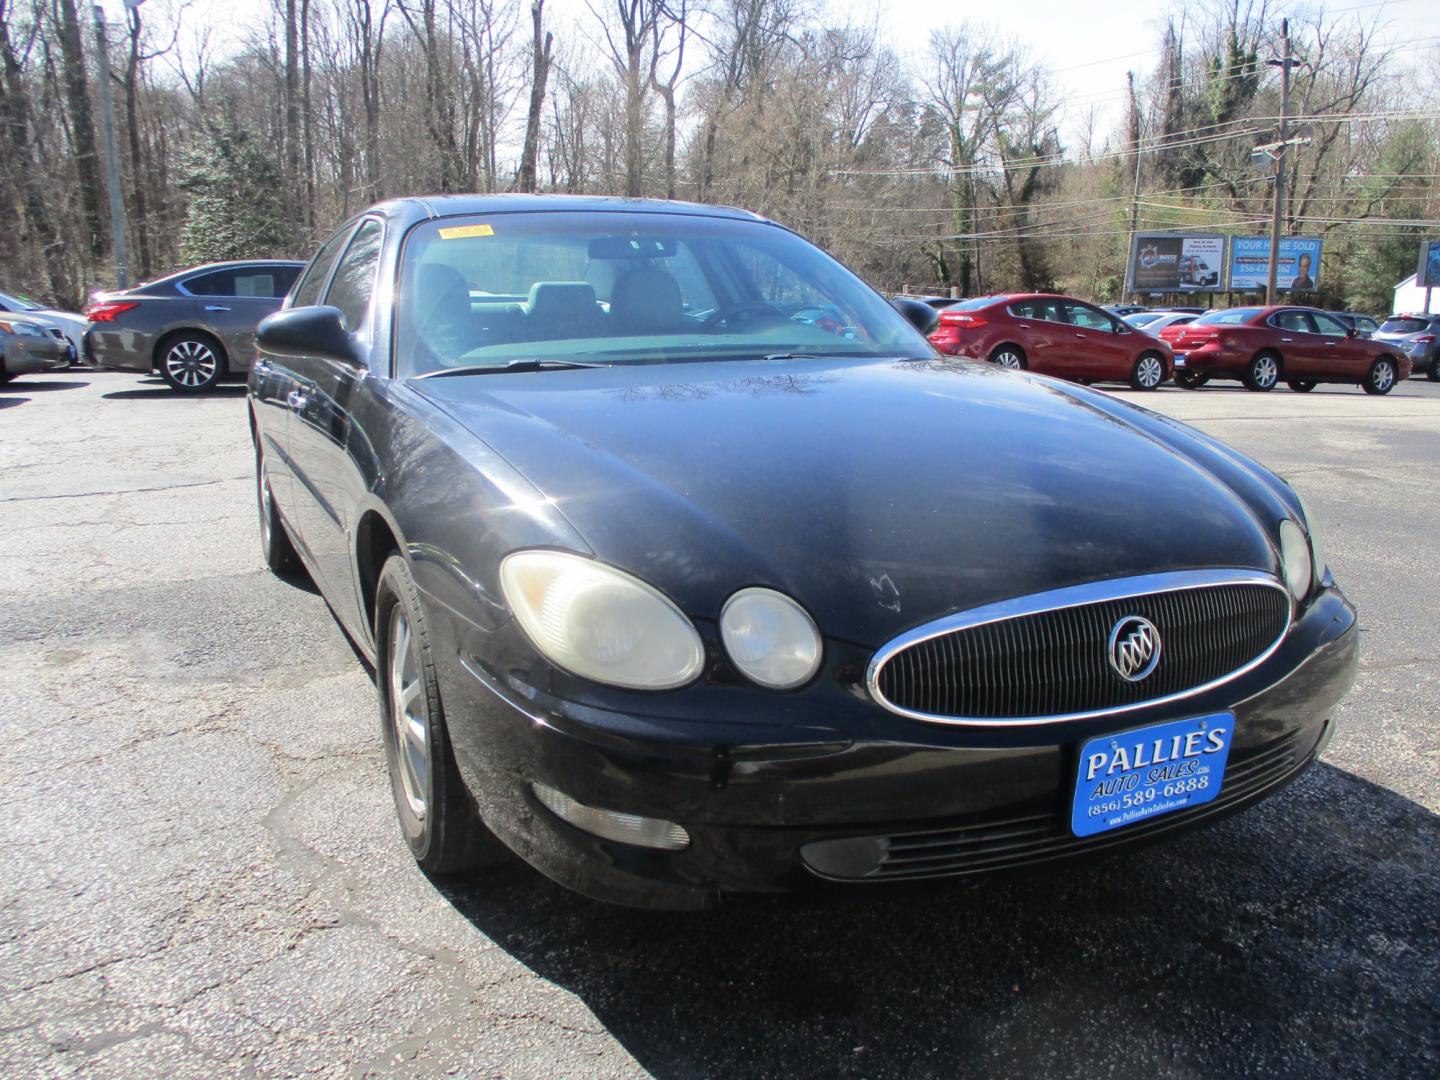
[2, 373, 1438, 1077]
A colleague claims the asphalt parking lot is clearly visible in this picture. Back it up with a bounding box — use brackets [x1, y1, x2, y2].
[2, 370, 1438, 1078]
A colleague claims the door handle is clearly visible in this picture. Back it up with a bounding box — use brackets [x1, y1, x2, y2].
[1281, 338, 1293, 342]
[204, 304, 231, 312]
[287, 390, 309, 409]
[1073, 333, 1087, 338]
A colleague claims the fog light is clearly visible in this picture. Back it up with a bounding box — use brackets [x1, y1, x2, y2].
[532, 783, 690, 851]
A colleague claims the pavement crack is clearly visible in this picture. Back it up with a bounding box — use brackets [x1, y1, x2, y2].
[0, 475, 249, 504]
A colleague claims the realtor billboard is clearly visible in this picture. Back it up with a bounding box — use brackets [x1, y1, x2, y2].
[1127, 233, 1226, 293]
[1418, 239, 1440, 289]
[1230, 236, 1323, 292]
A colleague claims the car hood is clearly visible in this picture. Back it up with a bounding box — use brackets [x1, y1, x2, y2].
[416, 357, 1288, 646]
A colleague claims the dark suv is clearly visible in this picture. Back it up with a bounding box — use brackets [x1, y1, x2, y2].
[1373, 313, 1439, 379]
[87, 260, 303, 392]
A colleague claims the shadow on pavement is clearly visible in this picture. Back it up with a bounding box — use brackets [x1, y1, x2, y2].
[0, 380, 89, 393]
[0, 397, 30, 409]
[442, 763, 1439, 1076]
[103, 385, 248, 401]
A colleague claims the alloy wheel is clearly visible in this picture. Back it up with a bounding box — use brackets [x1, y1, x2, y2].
[164, 339, 218, 389]
[1135, 355, 1164, 389]
[387, 606, 430, 822]
[1252, 354, 1278, 390]
[994, 350, 1023, 370]
[1370, 360, 1395, 394]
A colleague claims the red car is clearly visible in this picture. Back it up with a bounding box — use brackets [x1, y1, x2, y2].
[927, 293, 1173, 390]
[1158, 306, 1412, 394]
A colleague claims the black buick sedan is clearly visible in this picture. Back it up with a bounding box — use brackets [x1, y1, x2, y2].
[249, 195, 1357, 909]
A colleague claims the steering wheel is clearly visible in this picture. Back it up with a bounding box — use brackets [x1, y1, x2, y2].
[702, 302, 785, 331]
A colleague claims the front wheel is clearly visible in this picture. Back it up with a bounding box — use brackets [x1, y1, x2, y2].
[989, 344, 1027, 370]
[1242, 351, 1280, 392]
[1129, 352, 1166, 390]
[1174, 370, 1209, 390]
[159, 333, 226, 392]
[1287, 379, 1317, 393]
[1362, 357, 1397, 395]
[375, 555, 508, 876]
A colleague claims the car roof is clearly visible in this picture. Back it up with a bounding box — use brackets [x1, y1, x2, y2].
[361, 193, 768, 228]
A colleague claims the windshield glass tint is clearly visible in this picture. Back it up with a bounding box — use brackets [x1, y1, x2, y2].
[1194, 307, 1263, 325]
[396, 212, 931, 374]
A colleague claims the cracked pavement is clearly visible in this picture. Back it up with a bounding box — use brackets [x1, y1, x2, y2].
[1, 371, 1438, 1078]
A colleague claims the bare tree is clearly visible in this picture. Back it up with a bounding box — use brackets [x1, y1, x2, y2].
[516, 0, 552, 192]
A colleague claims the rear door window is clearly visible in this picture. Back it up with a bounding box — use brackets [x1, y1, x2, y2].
[1269, 310, 1314, 333]
[183, 270, 239, 297]
[292, 227, 356, 307]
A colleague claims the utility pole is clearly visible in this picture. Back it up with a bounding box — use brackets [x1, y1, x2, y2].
[1264, 19, 1297, 306]
[92, 4, 129, 289]
[1124, 71, 1143, 300]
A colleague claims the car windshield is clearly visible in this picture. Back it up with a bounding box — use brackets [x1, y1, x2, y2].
[0, 292, 42, 311]
[1379, 317, 1431, 334]
[396, 212, 932, 376]
[1193, 308, 1263, 326]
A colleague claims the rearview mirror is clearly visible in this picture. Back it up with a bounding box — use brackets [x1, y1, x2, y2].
[892, 297, 940, 336]
[256, 306, 361, 366]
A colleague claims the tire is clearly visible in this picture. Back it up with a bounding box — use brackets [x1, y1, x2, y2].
[1362, 357, 1397, 396]
[1242, 351, 1280, 392]
[989, 344, 1027, 370]
[157, 331, 226, 392]
[1174, 370, 1209, 390]
[255, 443, 300, 576]
[1129, 352, 1166, 390]
[375, 554, 507, 875]
[1287, 380, 1317, 393]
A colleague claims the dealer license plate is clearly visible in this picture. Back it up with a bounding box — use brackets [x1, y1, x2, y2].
[1071, 714, 1234, 837]
[1173, 353, 1187, 367]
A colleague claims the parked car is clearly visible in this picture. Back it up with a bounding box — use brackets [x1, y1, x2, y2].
[87, 260, 304, 392]
[1373, 313, 1439, 379]
[930, 293, 1173, 389]
[1327, 311, 1380, 338]
[1124, 311, 1199, 334]
[892, 294, 962, 311]
[0, 312, 73, 382]
[248, 195, 1355, 909]
[1104, 304, 1149, 317]
[1158, 306, 1411, 393]
[0, 288, 86, 358]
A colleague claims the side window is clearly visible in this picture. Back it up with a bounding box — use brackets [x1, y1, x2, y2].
[233, 271, 277, 298]
[1311, 312, 1349, 337]
[183, 269, 237, 297]
[292, 227, 355, 307]
[1008, 301, 1036, 319]
[1271, 310, 1312, 333]
[323, 220, 384, 333]
[1065, 302, 1113, 331]
[269, 266, 301, 298]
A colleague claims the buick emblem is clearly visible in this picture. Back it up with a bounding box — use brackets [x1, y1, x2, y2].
[1108, 615, 1161, 682]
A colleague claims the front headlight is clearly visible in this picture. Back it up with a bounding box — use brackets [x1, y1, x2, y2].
[1295, 493, 1325, 581]
[498, 550, 704, 690]
[720, 587, 822, 689]
[1278, 519, 1312, 601]
[0, 320, 42, 337]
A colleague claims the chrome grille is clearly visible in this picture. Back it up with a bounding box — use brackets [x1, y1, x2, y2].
[802, 729, 1308, 882]
[869, 572, 1291, 724]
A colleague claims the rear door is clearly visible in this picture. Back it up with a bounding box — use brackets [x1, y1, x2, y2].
[182, 264, 300, 369]
[1007, 298, 1066, 374]
[1266, 309, 1320, 376]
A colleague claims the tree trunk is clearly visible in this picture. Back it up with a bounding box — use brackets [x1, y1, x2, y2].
[516, 1, 551, 193]
[301, 0, 315, 229]
[283, 0, 301, 222]
[54, 0, 107, 258]
[124, 9, 151, 279]
[624, 49, 643, 197]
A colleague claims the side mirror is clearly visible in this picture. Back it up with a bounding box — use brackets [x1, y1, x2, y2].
[1345, 326, 1357, 339]
[892, 297, 940, 336]
[256, 306, 362, 366]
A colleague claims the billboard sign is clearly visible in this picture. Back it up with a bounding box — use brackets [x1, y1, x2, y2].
[1418, 239, 1440, 289]
[1230, 236, 1323, 292]
[1127, 233, 1226, 293]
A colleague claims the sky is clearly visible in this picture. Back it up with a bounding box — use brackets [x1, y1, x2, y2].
[102, 0, 1440, 151]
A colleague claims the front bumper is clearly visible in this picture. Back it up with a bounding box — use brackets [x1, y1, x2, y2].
[2, 340, 71, 375]
[434, 584, 1358, 909]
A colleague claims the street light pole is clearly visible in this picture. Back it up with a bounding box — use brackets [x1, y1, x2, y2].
[91, 4, 129, 289]
[1265, 18, 1295, 306]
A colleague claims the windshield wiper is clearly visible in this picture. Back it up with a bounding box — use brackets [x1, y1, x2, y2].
[416, 359, 609, 378]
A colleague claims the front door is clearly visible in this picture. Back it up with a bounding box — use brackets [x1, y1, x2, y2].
[1308, 310, 1368, 380]
[1063, 300, 1128, 380]
[286, 219, 384, 633]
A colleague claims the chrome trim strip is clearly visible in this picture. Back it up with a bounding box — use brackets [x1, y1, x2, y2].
[865, 569, 1293, 728]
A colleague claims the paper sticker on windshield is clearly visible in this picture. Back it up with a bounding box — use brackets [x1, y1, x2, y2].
[438, 223, 494, 240]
